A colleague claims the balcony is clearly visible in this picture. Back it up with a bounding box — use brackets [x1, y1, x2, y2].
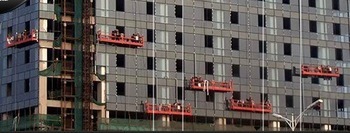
[189, 76, 233, 92]
[97, 30, 144, 48]
[6, 29, 38, 48]
[227, 98, 272, 113]
[301, 65, 340, 78]
[143, 101, 192, 116]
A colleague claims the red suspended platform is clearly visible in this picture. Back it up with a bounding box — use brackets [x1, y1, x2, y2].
[227, 98, 272, 113]
[143, 101, 192, 116]
[189, 76, 233, 92]
[97, 30, 144, 47]
[6, 29, 38, 48]
[301, 65, 340, 78]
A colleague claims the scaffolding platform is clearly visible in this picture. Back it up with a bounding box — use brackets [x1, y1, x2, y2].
[301, 65, 340, 78]
[6, 29, 38, 48]
[189, 77, 233, 92]
[227, 98, 272, 113]
[97, 30, 144, 47]
[143, 101, 192, 116]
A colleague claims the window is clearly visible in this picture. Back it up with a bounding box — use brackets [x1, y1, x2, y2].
[312, 97, 321, 110]
[232, 64, 240, 77]
[146, 2, 154, 15]
[147, 29, 154, 42]
[231, 38, 239, 50]
[232, 92, 240, 99]
[25, 79, 30, 92]
[333, 0, 339, 10]
[204, 8, 212, 21]
[25, 0, 30, 7]
[7, 55, 12, 68]
[338, 99, 344, 111]
[337, 74, 344, 86]
[259, 41, 267, 53]
[260, 93, 268, 102]
[282, 0, 290, 4]
[7, 26, 12, 36]
[335, 48, 343, 61]
[258, 14, 265, 27]
[205, 62, 214, 75]
[116, 82, 125, 96]
[285, 69, 292, 82]
[309, 21, 317, 33]
[176, 59, 183, 72]
[25, 21, 30, 31]
[116, 26, 125, 34]
[260, 67, 267, 79]
[177, 87, 183, 100]
[48, 0, 54, 4]
[286, 95, 293, 108]
[175, 32, 182, 45]
[230, 11, 239, 24]
[206, 91, 215, 102]
[333, 23, 341, 35]
[310, 46, 318, 58]
[284, 43, 291, 55]
[6, 83, 12, 97]
[311, 77, 319, 84]
[309, 0, 316, 7]
[47, 19, 54, 32]
[205, 35, 213, 48]
[283, 17, 291, 30]
[116, 54, 125, 67]
[116, 0, 125, 12]
[175, 5, 183, 18]
[147, 57, 156, 70]
[25, 50, 30, 64]
[147, 85, 157, 98]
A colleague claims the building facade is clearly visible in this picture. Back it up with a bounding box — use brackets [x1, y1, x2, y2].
[0, 0, 350, 131]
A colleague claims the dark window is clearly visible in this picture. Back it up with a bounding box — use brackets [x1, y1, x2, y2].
[47, 19, 53, 32]
[310, 46, 318, 58]
[175, 32, 182, 45]
[260, 93, 268, 102]
[333, 0, 339, 10]
[230, 11, 239, 24]
[259, 41, 267, 53]
[25, 79, 30, 93]
[116, 0, 125, 12]
[232, 64, 240, 77]
[309, 0, 316, 7]
[176, 59, 183, 72]
[258, 14, 266, 27]
[147, 57, 156, 70]
[260, 67, 268, 79]
[206, 91, 215, 102]
[25, 0, 30, 7]
[232, 92, 240, 99]
[48, 0, 54, 4]
[205, 62, 214, 75]
[25, 50, 30, 64]
[6, 83, 12, 97]
[7, 26, 12, 35]
[116, 82, 125, 96]
[177, 87, 183, 100]
[333, 23, 341, 35]
[284, 43, 291, 55]
[147, 85, 157, 98]
[309, 21, 317, 33]
[175, 5, 183, 18]
[147, 2, 154, 15]
[116, 54, 125, 67]
[205, 35, 213, 48]
[311, 77, 319, 84]
[231, 38, 239, 50]
[285, 69, 292, 82]
[282, 0, 290, 4]
[338, 99, 344, 111]
[286, 95, 293, 108]
[337, 74, 344, 86]
[25, 21, 30, 31]
[312, 97, 321, 110]
[335, 48, 343, 61]
[283, 17, 291, 30]
[204, 8, 212, 21]
[7, 55, 12, 68]
[116, 26, 125, 34]
[147, 29, 154, 42]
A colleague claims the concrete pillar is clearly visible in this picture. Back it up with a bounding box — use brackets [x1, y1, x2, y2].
[161, 115, 170, 127]
[2, 113, 8, 120]
[322, 124, 331, 131]
[38, 48, 48, 115]
[215, 118, 226, 125]
[269, 121, 280, 131]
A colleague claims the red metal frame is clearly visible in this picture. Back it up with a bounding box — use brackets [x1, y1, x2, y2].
[143, 101, 192, 116]
[97, 30, 144, 47]
[6, 29, 38, 48]
[227, 98, 272, 113]
[301, 65, 340, 78]
[189, 76, 233, 92]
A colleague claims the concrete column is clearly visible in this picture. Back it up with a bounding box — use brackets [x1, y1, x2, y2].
[2, 113, 8, 120]
[161, 115, 170, 127]
[215, 118, 226, 125]
[38, 48, 48, 115]
[269, 121, 280, 131]
[322, 124, 331, 131]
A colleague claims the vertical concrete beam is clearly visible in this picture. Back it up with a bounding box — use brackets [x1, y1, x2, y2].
[269, 121, 280, 131]
[322, 124, 331, 131]
[2, 113, 8, 120]
[215, 118, 226, 125]
[161, 115, 170, 127]
[38, 48, 48, 115]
